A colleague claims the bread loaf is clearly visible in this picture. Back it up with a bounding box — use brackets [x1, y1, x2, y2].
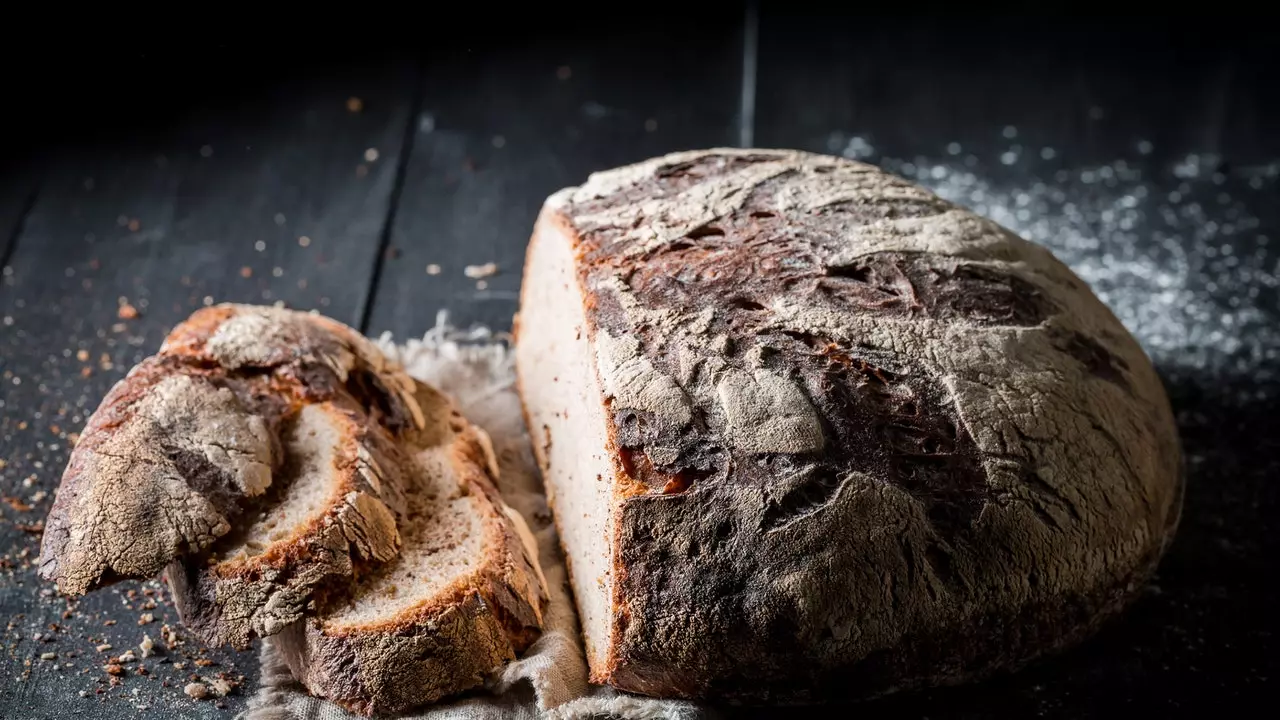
[515, 149, 1183, 702]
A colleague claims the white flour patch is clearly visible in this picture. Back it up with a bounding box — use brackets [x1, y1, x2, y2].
[868, 152, 1279, 398]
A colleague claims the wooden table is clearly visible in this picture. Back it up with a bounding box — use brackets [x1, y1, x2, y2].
[2, 12, 1276, 718]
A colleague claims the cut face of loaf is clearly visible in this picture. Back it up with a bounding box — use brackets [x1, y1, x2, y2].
[273, 386, 547, 717]
[515, 149, 1184, 702]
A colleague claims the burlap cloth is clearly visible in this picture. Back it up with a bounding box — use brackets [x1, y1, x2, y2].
[242, 318, 710, 720]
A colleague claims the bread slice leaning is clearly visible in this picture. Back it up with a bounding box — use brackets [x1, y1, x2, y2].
[272, 383, 548, 716]
[166, 400, 406, 648]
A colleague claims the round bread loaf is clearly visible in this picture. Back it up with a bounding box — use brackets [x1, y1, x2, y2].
[515, 148, 1183, 702]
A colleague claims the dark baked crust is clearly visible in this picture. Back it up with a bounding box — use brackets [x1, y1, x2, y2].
[538, 149, 1184, 701]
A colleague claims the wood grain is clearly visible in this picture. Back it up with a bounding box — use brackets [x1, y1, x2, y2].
[364, 22, 746, 337]
[0, 57, 416, 719]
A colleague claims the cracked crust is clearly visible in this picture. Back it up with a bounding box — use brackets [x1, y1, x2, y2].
[40, 305, 420, 613]
[522, 149, 1183, 702]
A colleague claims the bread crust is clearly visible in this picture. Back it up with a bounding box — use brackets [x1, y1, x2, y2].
[525, 149, 1184, 702]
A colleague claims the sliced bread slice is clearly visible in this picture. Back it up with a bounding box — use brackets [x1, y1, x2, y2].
[272, 393, 548, 717]
[166, 401, 404, 649]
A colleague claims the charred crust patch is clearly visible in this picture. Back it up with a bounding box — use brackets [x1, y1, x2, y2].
[1049, 327, 1133, 391]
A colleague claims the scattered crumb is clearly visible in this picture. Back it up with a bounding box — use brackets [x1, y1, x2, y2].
[298, 235, 311, 247]
[476, 280, 489, 290]
[4, 497, 32, 512]
[464, 262, 498, 279]
[40, 652, 56, 661]
[138, 613, 154, 625]
[194, 658, 214, 667]
[139, 634, 154, 658]
[95, 643, 112, 653]
[76, 349, 89, 362]
[364, 148, 380, 162]
[161, 624, 181, 647]
[126, 218, 141, 232]
[117, 650, 136, 663]
[426, 263, 441, 275]
[210, 677, 235, 697]
[240, 266, 252, 278]
[184, 682, 208, 700]
[103, 619, 116, 627]
[346, 97, 363, 113]
[117, 301, 139, 320]
[173, 662, 185, 670]
[103, 663, 123, 676]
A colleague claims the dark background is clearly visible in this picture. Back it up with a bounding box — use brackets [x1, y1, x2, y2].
[2, 9, 1277, 718]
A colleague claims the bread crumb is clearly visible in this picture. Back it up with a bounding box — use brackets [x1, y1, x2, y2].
[476, 280, 489, 290]
[364, 148, 380, 162]
[464, 262, 498, 279]
[75, 349, 88, 362]
[298, 236, 311, 247]
[240, 266, 252, 278]
[426, 263, 441, 275]
[347, 97, 363, 113]
[194, 658, 214, 667]
[210, 677, 235, 696]
[39, 652, 56, 661]
[103, 663, 123, 676]
[95, 643, 112, 652]
[139, 634, 154, 658]
[184, 682, 208, 700]
[173, 662, 185, 670]
[117, 650, 136, 663]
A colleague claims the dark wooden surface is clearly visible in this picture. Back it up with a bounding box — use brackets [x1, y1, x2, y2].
[2, 13, 1277, 719]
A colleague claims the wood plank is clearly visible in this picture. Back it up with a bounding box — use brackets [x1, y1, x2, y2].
[0, 167, 37, 271]
[754, 11, 1278, 718]
[364, 18, 746, 337]
[0, 55, 416, 719]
